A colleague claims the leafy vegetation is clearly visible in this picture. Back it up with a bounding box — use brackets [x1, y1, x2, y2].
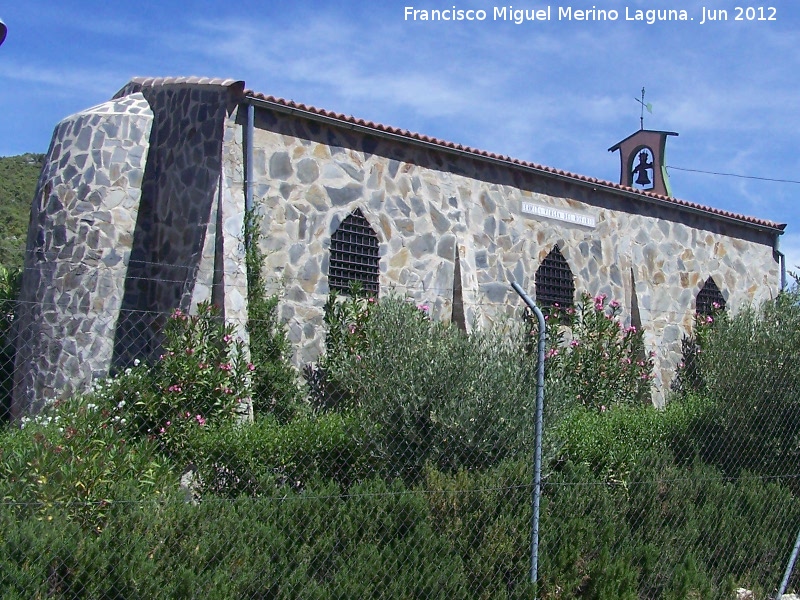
[244, 209, 304, 422]
[1, 277, 799, 597]
[0, 153, 42, 270]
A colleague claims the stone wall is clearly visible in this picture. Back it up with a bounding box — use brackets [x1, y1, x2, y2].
[11, 78, 782, 416]
[12, 93, 153, 417]
[237, 103, 781, 403]
[11, 79, 245, 417]
[110, 79, 243, 368]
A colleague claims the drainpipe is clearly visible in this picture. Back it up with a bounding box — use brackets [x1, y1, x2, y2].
[774, 233, 786, 291]
[245, 102, 254, 214]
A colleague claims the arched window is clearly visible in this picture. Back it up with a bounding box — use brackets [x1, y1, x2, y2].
[535, 245, 575, 309]
[329, 208, 380, 295]
[696, 276, 726, 316]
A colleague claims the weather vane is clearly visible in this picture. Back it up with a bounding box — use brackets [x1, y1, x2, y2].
[634, 87, 653, 130]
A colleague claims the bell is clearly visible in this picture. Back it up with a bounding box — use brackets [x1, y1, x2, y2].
[635, 168, 651, 186]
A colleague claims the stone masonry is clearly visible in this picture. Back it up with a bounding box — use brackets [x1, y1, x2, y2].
[11, 77, 785, 416]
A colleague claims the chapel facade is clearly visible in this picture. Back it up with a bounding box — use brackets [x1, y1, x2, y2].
[10, 77, 785, 416]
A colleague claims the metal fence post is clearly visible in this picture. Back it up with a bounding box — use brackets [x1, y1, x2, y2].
[777, 526, 800, 598]
[511, 281, 546, 590]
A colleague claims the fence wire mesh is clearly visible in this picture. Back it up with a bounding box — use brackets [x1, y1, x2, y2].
[1, 286, 800, 600]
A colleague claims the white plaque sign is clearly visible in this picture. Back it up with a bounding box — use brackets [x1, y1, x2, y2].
[520, 201, 596, 228]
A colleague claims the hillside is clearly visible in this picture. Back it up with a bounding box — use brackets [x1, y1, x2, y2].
[0, 153, 42, 270]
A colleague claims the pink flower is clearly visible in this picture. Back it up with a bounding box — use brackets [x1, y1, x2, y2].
[223, 334, 232, 343]
[417, 304, 430, 312]
[247, 363, 255, 371]
[168, 384, 182, 393]
[348, 324, 356, 334]
[609, 300, 620, 309]
[545, 348, 559, 359]
[368, 297, 376, 304]
[185, 348, 195, 355]
[706, 316, 713, 323]
[712, 302, 720, 309]
[195, 414, 206, 426]
[219, 363, 232, 371]
[569, 339, 580, 348]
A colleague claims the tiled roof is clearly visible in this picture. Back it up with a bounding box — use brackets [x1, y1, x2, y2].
[113, 77, 785, 233]
[244, 90, 785, 233]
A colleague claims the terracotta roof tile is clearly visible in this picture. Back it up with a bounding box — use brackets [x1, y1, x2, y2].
[243, 90, 785, 230]
[118, 79, 785, 232]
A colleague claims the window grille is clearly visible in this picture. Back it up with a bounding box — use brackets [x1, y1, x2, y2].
[696, 277, 726, 316]
[535, 245, 575, 309]
[329, 208, 380, 295]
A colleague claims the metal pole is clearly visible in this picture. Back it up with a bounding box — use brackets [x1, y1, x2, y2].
[245, 102, 254, 214]
[511, 280, 546, 591]
[777, 526, 800, 598]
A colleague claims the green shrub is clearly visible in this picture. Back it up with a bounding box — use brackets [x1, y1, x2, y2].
[184, 412, 377, 496]
[0, 265, 20, 423]
[675, 288, 800, 481]
[322, 295, 542, 481]
[553, 394, 715, 484]
[424, 459, 537, 599]
[305, 284, 377, 412]
[0, 401, 174, 531]
[0, 479, 469, 599]
[540, 450, 798, 599]
[245, 209, 304, 422]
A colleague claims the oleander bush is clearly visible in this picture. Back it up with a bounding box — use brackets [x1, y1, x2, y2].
[83, 302, 251, 465]
[539, 292, 654, 412]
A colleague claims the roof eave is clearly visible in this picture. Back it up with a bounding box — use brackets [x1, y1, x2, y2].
[242, 95, 785, 237]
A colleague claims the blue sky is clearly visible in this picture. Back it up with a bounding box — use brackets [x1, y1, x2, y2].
[2, 1, 799, 270]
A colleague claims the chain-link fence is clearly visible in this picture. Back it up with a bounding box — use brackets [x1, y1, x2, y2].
[1, 281, 800, 599]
